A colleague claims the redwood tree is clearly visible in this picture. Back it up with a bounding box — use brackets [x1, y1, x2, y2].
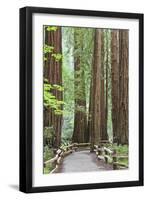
[100, 30, 108, 141]
[44, 26, 63, 148]
[88, 29, 102, 150]
[111, 29, 129, 145]
[111, 30, 119, 143]
[118, 30, 129, 144]
[72, 29, 87, 143]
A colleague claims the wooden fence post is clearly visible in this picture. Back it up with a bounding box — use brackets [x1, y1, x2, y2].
[113, 149, 117, 170]
[97, 145, 101, 156]
[104, 149, 108, 163]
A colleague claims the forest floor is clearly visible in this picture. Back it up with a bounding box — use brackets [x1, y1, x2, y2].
[57, 150, 113, 173]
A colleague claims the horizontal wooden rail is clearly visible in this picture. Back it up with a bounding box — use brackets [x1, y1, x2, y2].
[44, 154, 58, 165]
[94, 145, 128, 170]
[44, 142, 91, 173]
[103, 147, 113, 154]
[44, 142, 128, 173]
[113, 162, 128, 168]
[75, 142, 91, 147]
[112, 152, 128, 169]
[112, 155, 128, 159]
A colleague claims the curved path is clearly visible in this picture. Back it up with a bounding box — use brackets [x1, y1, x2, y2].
[58, 150, 113, 173]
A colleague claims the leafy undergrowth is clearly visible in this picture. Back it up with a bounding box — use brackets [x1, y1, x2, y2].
[106, 144, 129, 167]
[114, 144, 128, 166]
[43, 143, 71, 174]
[43, 146, 54, 174]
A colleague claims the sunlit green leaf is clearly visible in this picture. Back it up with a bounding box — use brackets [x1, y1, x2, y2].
[46, 26, 58, 32]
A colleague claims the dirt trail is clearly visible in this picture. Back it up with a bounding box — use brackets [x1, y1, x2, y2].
[58, 150, 113, 173]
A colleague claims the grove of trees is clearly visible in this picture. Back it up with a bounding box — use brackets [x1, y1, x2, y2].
[43, 26, 129, 169]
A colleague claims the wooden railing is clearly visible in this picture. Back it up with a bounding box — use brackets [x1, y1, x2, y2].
[44, 142, 128, 173]
[94, 144, 128, 170]
[44, 143, 90, 173]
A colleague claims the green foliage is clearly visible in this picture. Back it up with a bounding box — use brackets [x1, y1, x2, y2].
[61, 115, 73, 144]
[43, 145, 54, 174]
[113, 144, 128, 155]
[44, 91, 64, 115]
[44, 126, 56, 148]
[43, 45, 62, 63]
[44, 127, 54, 140]
[43, 145, 54, 161]
[43, 26, 122, 155]
[73, 28, 94, 106]
[52, 84, 64, 91]
[44, 166, 52, 174]
[61, 63, 74, 141]
[46, 26, 58, 32]
[115, 145, 129, 166]
[43, 44, 54, 54]
[44, 83, 52, 91]
[62, 65, 74, 137]
[107, 144, 129, 166]
[44, 80, 64, 115]
[43, 26, 64, 117]
[52, 53, 63, 61]
[61, 27, 94, 141]
[62, 65, 74, 113]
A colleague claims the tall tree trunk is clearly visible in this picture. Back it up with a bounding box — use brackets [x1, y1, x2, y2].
[100, 30, 108, 140]
[44, 27, 63, 148]
[118, 30, 129, 144]
[105, 42, 108, 141]
[111, 30, 120, 143]
[87, 78, 92, 143]
[72, 29, 87, 143]
[89, 29, 102, 150]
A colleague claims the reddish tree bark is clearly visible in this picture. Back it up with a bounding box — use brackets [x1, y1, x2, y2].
[72, 30, 87, 143]
[100, 30, 108, 140]
[88, 29, 102, 150]
[118, 30, 129, 144]
[111, 30, 120, 143]
[44, 27, 63, 148]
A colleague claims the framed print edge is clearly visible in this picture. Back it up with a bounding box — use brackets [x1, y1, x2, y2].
[19, 7, 33, 193]
[19, 6, 144, 193]
[138, 13, 144, 187]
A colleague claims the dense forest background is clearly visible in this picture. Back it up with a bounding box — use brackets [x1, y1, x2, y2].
[43, 26, 129, 173]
